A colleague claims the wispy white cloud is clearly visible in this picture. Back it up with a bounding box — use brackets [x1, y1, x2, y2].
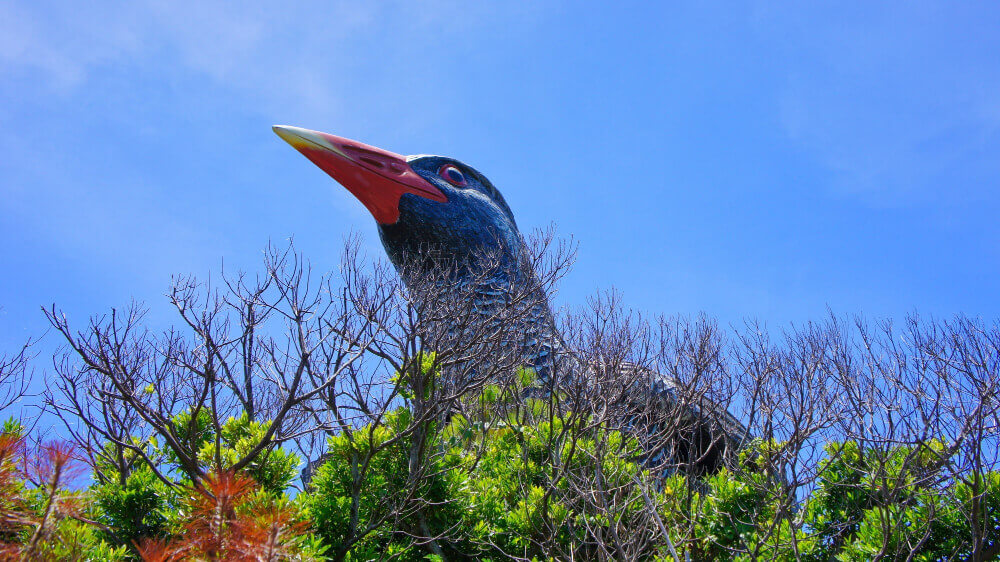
[757, 2, 1000, 207]
[0, 0, 553, 286]
[0, 1, 547, 122]
[0, 2, 145, 88]
[1, 2, 359, 118]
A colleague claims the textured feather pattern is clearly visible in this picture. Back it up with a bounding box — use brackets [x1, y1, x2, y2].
[374, 153, 746, 473]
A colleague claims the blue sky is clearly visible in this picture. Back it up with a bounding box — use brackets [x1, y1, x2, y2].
[2, 1, 1000, 369]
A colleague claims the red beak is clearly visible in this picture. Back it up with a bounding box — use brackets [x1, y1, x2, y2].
[273, 125, 447, 224]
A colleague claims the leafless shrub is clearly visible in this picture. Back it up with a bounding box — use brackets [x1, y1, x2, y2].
[0, 338, 33, 415]
[43, 241, 380, 487]
[668, 313, 1000, 560]
[35, 232, 1000, 560]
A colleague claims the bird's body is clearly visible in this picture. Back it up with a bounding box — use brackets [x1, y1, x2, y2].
[275, 125, 744, 474]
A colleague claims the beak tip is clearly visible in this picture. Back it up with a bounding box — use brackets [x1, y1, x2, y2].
[271, 124, 337, 154]
[272, 125, 295, 143]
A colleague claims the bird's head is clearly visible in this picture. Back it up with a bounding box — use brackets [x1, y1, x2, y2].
[274, 125, 522, 274]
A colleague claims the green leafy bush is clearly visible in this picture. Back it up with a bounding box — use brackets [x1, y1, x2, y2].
[4, 362, 999, 561]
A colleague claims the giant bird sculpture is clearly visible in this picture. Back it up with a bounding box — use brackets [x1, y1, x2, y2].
[273, 125, 745, 474]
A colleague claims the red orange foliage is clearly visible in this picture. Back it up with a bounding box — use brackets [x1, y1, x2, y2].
[0, 436, 87, 560]
[137, 470, 308, 562]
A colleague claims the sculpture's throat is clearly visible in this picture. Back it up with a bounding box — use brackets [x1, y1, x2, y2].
[463, 277, 562, 382]
[394, 251, 563, 384]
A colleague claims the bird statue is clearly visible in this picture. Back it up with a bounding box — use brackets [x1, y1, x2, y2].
[273, 125, 745, 475]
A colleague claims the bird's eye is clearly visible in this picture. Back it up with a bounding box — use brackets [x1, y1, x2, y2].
[438, 164, 467, 187]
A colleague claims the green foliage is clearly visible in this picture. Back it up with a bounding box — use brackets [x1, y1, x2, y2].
[2, 417, 25, 439]
[212, 412, 300, 494]
[81, 408, 303, 559]
[5, 365, 999, 560]
[152, 408, 300, 493]
[451, 417, 650, 557]
[18, 516, 131, 561]
[0, 431, 132, 560]
[800, 440, 966, 561]
[92, 466, 173, 549]
[295, 362, 1000, 560]
[391, 351, 442, 402]
[305, 364, 655, 560]
[165, 407, 215, 469]
[658, 439, 999, 562]
[305, 407, 466, 560]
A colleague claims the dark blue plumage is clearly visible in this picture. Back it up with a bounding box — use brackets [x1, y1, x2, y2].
[386, 154, 560, 381]
[380, 155, 522, 274]
[274, 126, 745, 474]
[387, 154, 743, 472]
